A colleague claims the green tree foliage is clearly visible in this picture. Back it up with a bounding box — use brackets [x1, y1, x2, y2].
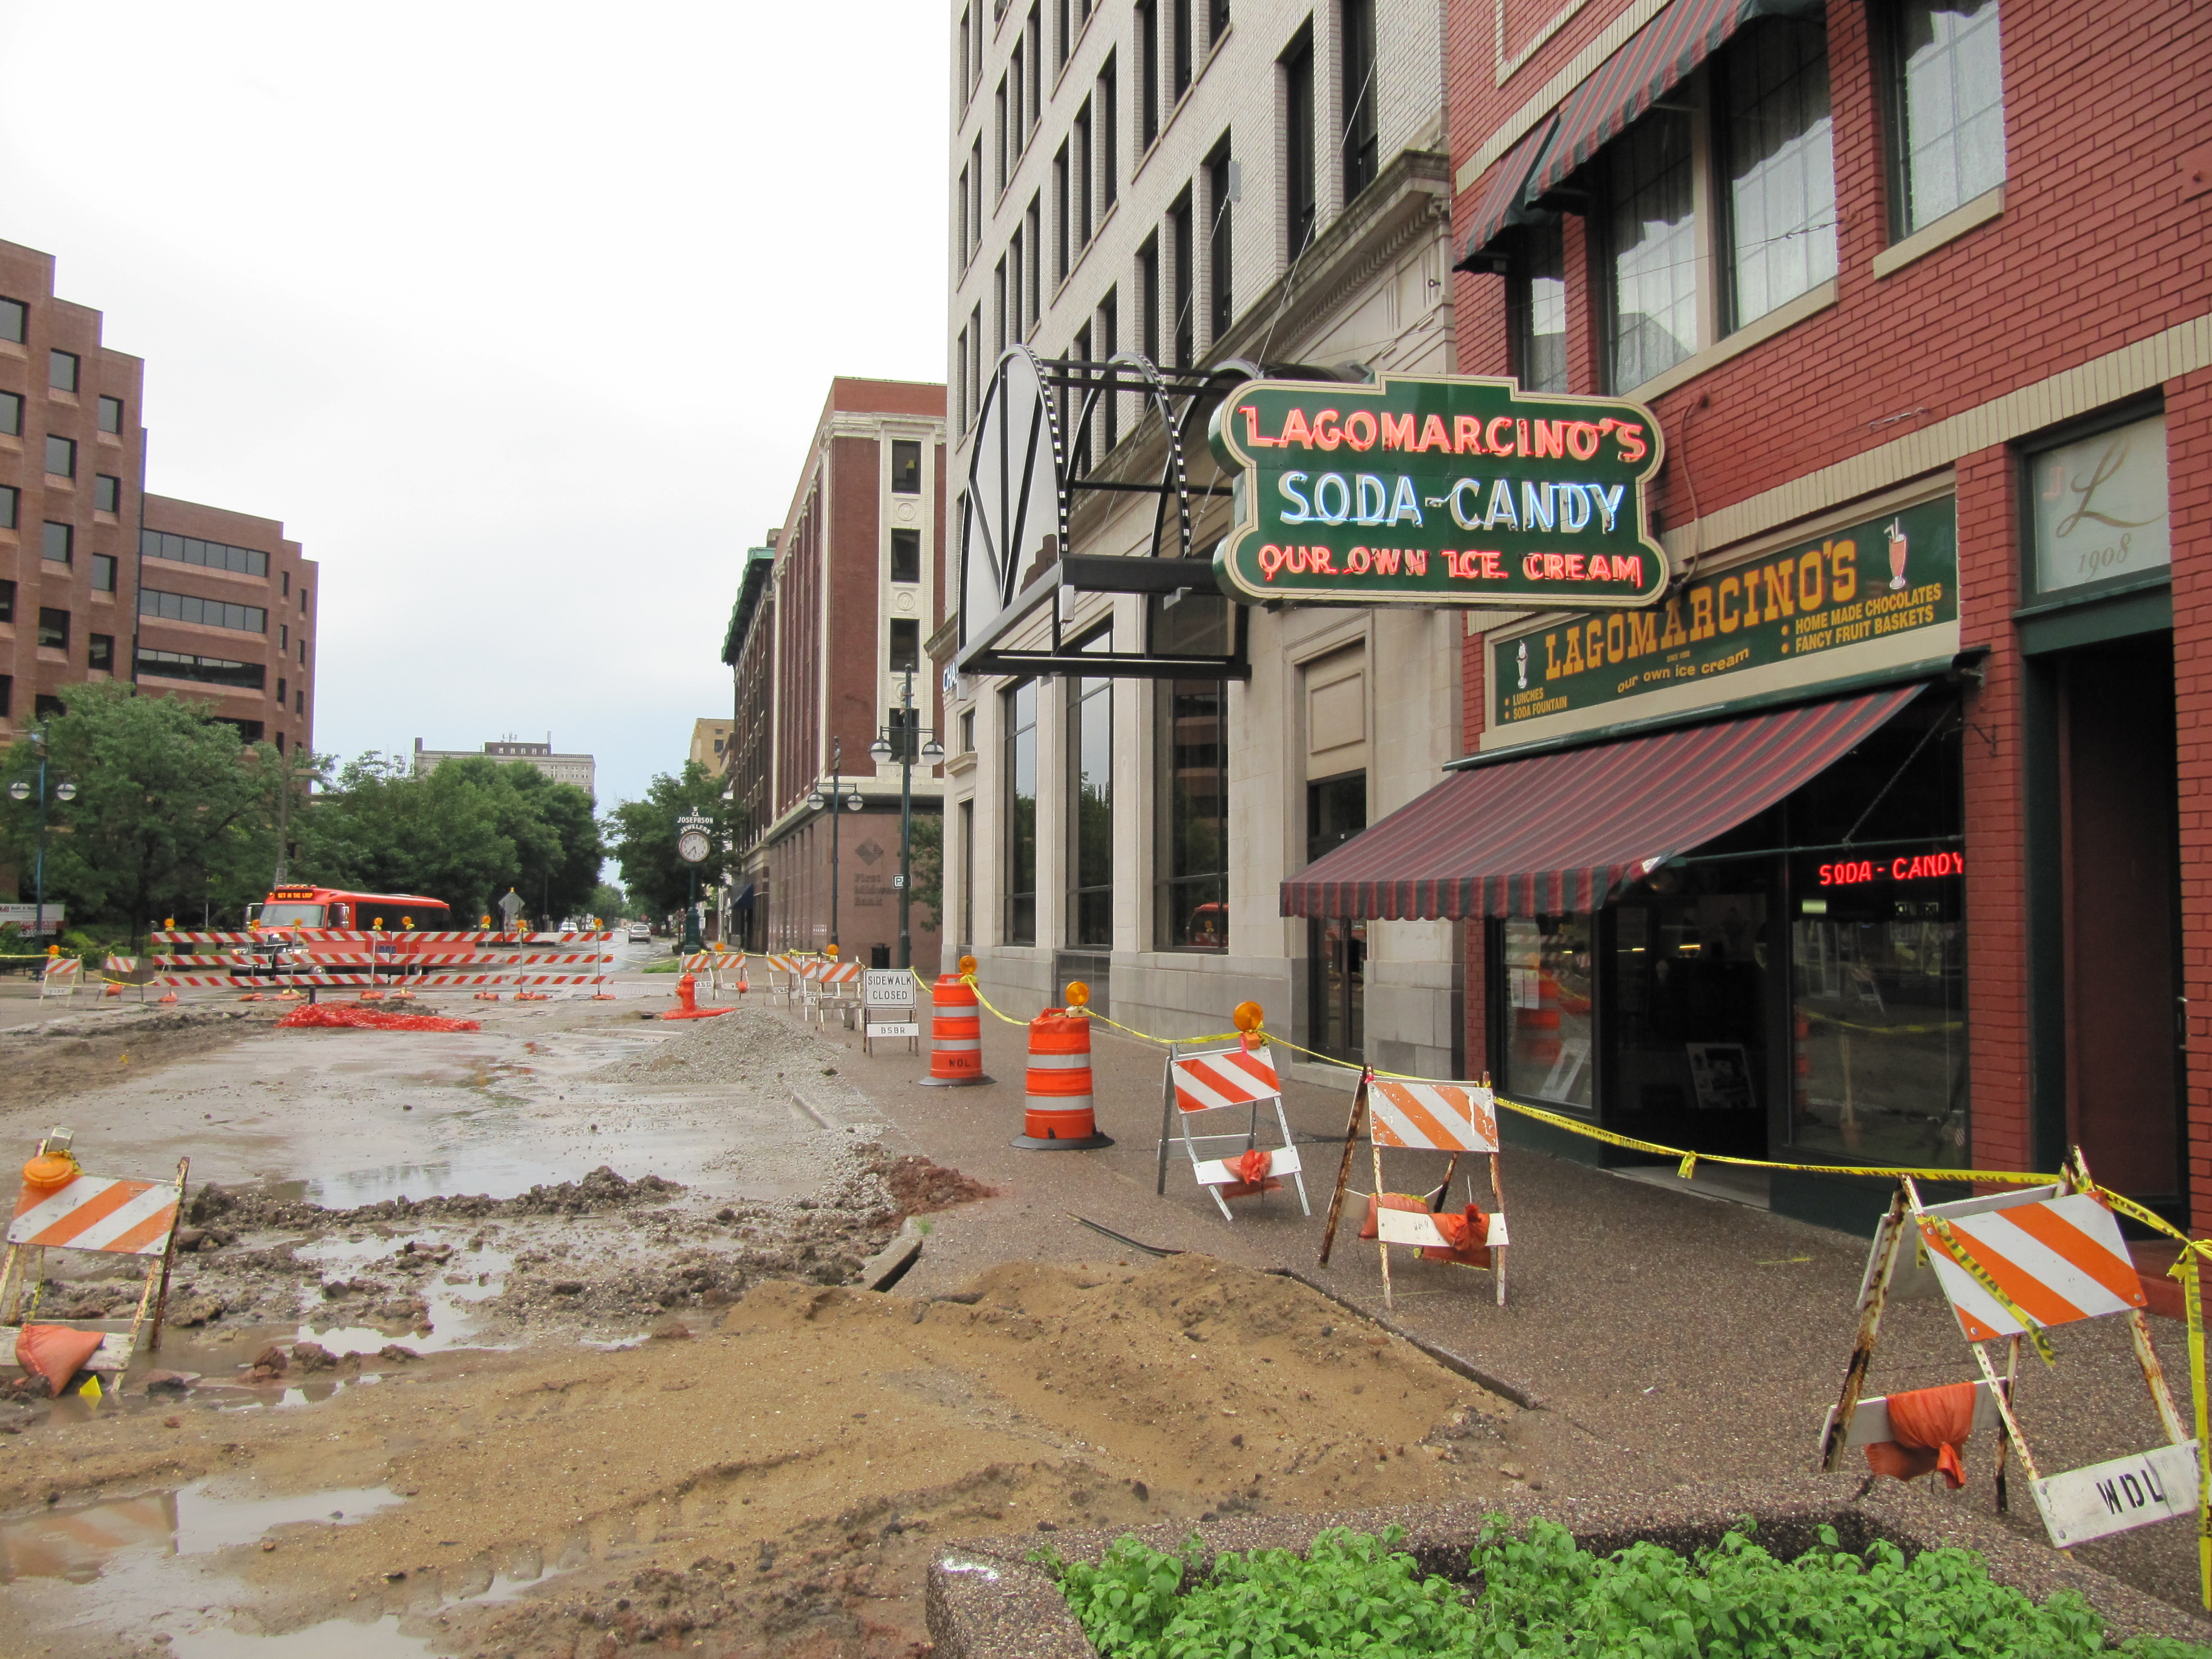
[294, 754, 604, 925]
[589, 882, 629, 922]
[906, 811, 942, 927]
[603, 762, 739, 919]
[0, 683, 277, 947]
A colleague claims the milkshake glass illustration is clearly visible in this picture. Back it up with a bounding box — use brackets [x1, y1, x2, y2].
[1886, 519, 1908, 591]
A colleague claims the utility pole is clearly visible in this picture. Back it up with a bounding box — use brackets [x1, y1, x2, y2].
[870, 675, 945, 971]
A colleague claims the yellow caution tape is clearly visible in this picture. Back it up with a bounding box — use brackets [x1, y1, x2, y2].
[1799, 1009, 1966, 1036]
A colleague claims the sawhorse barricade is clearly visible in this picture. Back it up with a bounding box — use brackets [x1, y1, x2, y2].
[1819, 1154, 2195, 1551]
[149, 929, 619, 1000]
[0, 1128, 189, 1380]
[1154, 1040, 1308, 1220]
[1317, 1070, 1510, 1309]
[99, 957, 151, 1002]
[38, 957, 81, 1000]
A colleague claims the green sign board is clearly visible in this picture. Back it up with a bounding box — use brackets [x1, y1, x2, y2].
[1207, 373, 1666, 608]
[1491, 496, 1959, 730]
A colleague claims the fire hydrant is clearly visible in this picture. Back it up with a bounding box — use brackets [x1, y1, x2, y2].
[660, 970, 731, 1021]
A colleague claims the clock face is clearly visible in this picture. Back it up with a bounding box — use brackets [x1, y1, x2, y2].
[677, 830, 711, 864]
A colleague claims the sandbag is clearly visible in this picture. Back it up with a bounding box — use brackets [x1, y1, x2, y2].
[1864, 1380, 1976, 1489]
[16, 1324, 107, 1395]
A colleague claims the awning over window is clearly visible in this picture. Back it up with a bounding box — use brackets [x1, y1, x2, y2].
[1280, 686, 1923, 921]
[1457, 116, 1558, 272]
[733, 884, 757, 911]
[1525, 0, 1824, 201]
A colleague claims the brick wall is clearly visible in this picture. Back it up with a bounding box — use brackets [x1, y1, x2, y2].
[2174, 367, 2212, 1222]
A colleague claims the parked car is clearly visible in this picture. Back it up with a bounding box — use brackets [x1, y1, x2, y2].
[628, 922, 653, 942]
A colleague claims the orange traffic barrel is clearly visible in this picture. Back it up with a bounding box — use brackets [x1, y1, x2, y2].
[1012, 1008, 1112, 1150]
[920, 971, 993, 1087]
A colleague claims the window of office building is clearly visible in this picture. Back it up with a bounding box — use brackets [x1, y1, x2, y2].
[1605, 111, 1698, 390]
[890, 528, 922, 584]
[38, 607, 70, 651]
[1068, 645, 1113, 947]
[891, 439, 922, 494]
[1342, 0, 1377, 199]
[1099, 53, 1120, 207]
[958, 798, 975, 951]
[1207, 140, 1234, 342]
[1137, 1, 1159, 147]
[889, 618, 921, 674]
[1004, 681, 1039, 945]
[1055, 143, 1071, 280]
[95, 474, 120, 513]
[87, 633, 113, 672]
[0, 484, 15, 530]
[140, 529, 270, 577]
[1723, 18, 1837, 327]
[90, 553, 116, 593]
[0, 676, 9, 717]
[49, 350, 78, 392]
[1284, 28, 1316, 257]
[45, 434, 75, 478]
[1099, 287, 1119, 446]
[138, 588, 267, 633]
[1890, 0, 2005, 233]
[43, 521, 71, 564]
[1136, 237, 1160, 361]
[97, 393, 123, 435]
[1152, 588, 1230, 951]
[1512, 220, 1568, 393]
[1026, 195, 1044, 323]
[0, 296, 24, 343]
[1074, 101, 1094, 249]
[0, 580, 14, 623]
[1171, 0, 1192, 100]
[0, 390, 20, 436]
[1169, 191, 1194, 368]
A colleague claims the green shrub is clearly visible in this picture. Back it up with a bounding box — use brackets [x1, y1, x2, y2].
[1041, 1526, 1478, 1658]
[1044, 1519, 2212, 1659]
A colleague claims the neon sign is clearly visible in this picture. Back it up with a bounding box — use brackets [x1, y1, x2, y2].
[1817, 851, 1965, 887]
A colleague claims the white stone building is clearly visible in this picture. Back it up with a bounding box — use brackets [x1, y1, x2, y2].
[940, 0, 1465, 1077]
[413, 737, 596, 796]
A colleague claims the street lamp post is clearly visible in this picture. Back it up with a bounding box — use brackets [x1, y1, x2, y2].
[7, 726, 76, 942]
[804, 737, 864, 951]
[868, 672, 945, 970]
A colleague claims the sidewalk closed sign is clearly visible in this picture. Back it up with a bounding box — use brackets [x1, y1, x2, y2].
[2031, 1440, 2201, 1548]
[863, 970, 918, 1037]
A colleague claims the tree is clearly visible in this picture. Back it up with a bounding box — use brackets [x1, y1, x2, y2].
[604, 763, 740, 920]
[589, 882, 629, 922]
[906, 811, 942, 929]
[0, 682, 276, 947]
[293, 754, 604, 926]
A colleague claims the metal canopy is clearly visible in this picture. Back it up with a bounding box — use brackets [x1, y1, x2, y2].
[957, 348, 1347, 681]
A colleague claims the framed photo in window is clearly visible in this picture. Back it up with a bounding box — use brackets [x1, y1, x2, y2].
[1686, 1042, 1756, 1112]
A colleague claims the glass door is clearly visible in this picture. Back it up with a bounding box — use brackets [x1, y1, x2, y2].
[1306, 773, 1366, 1062]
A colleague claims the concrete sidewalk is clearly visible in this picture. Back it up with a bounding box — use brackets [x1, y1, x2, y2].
[792, 991, 2210, 1619]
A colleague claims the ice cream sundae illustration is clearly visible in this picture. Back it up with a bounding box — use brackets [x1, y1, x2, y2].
[1517, 640, 1529, 690]
[1886, 519, 1908, 591]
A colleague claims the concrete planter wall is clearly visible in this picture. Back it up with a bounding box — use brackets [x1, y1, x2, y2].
[927, 1477, 2212, 1658]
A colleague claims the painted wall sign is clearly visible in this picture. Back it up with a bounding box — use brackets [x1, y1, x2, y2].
[1493, 496, 1958, 730]
[2030, 413, 2170, 595]
[1208, 374, 1666, 608]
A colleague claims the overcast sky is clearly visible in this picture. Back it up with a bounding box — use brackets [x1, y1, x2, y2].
[0, 1, 948, 815]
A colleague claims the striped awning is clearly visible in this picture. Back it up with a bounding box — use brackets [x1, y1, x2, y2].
[1525, 0, 1825, 201]
[1457, 116, 1559, 271]
[1280, 686, 1923, 921]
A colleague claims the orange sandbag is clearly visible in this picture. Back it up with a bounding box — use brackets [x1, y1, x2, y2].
[1864, 1380, 1977, 1489]
[1214, 1147, 1283, 1199]
[1422, 1203, 1493, 1269]
[17, 1324, 107, 1395]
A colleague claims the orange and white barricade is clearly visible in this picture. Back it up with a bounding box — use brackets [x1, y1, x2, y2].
[1318, 1071, 1509, 1309]
[38, 956, 81, 1000]
[818, 961, 862, 1028]
[1, 1128, 190, 1380]
[862, 968, 921, 1055]
[1819, 1157, 2195, 1551]
[100, 956, 150, 1003]
[1154, 1037, 1307, 1221]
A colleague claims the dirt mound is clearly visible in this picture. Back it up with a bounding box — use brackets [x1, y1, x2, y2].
[589, 998, 861, 1089]
[867, 1152, 994, 1218]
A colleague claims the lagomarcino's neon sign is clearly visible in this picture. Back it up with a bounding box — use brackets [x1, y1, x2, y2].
[1208, 373, 1666, 609]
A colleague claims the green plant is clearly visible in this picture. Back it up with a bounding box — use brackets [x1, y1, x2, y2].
[1466, 1517, 2212, 1659]
[1041, 1527, 1478, 1658]
[1044, 1520, 2212, 1659]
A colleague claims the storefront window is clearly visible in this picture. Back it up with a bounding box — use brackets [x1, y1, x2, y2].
[1156, 679, 1229, 950]
[1068, 660, 1113, 947]
[1501, 916, 1595, 1108]
[1004, 681, 1038, 945]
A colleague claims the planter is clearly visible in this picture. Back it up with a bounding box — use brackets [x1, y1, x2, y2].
[926, 1475, 2212, 1658]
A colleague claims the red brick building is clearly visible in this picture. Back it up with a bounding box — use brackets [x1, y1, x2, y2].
[1428, 0, 2207, 1229]
[733, 379, 950, 968]
[1, 241, 316, 757]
